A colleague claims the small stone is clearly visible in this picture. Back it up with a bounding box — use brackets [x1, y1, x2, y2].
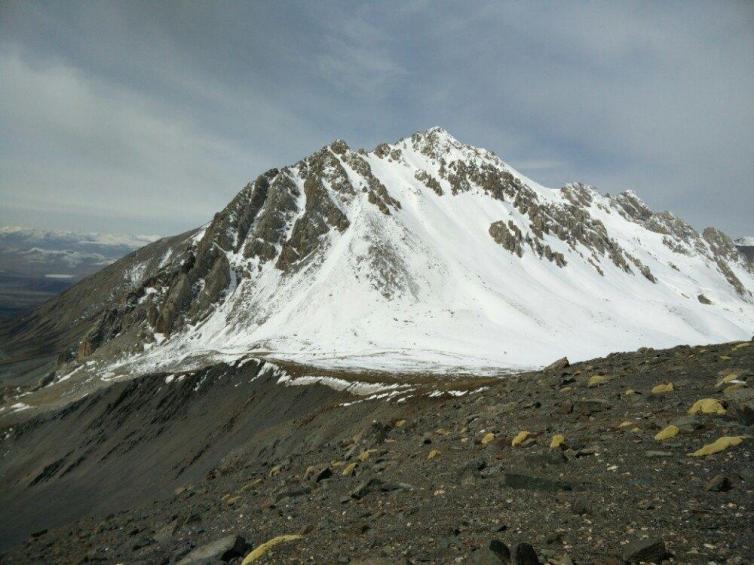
[654, 425, 679, 441]
[688, 436, 745, 457]
[241, 534, 303, 564]
[645, 450, 674, 458]
[351, 479, 381, 500]
[358, 450, 375, 462]
[502, 473, 572, 492]
[177, 535, 250, 564]
[573, 398, 611, 416]
[342, 462, 358, 476]
[705, 474, 732, 492]
[670, 415, 703, 433]
[268, 465, 282, 477]
[549, 434, 566, 449]
[621, 537, 669, 563]
[458, 459, 486, 485]
[688, 398, 726, 415]
[481, 432, 496, 445]
[588, 375, 608, 387]
[513, 542, 541, 565]
[489, 539, 511, 561]
[511, 431, 531, 447]
[651, 383, 674, 394]
[315, 467, 333, 482]
[574, 447, 599, 458]
[427, 448, 441, 460]
[572, 498, 592, 515]
[717, 372, 741, 388]
[558, 400, 574, 414]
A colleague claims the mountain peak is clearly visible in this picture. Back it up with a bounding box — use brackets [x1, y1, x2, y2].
[7, 128, 752, 383]
[408, 126, 461, 147]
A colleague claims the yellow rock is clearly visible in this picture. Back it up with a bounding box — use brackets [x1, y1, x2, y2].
[394, 419, 407, 428]
[717, 373, 739, 387]
[588, 375, 608, 388]
[688, 398, 726, 415]
[631, 427, 641, 433]
[720, 355, 731, 360]
[723, 384, 746, 394]
[358, 449, 375, 462]
[651, 383, 674, 394]
[330, 460, 343, 468]
[511, 431, 531, 447]
[549, 434, 566, 449]
[268, 465, 281, 477]
[480, 432, 495, 445]
[654, 425, 679, 441]
[224, 495, 240, 505]
[242, 534, 303, 564]
[618, 420, 634, 428]
[427, 449, 441, 460]
[688, 436, 745, 457]
[239, 478, 263, 494]
[341, 462, 357, 476]
[623, 389, 637, 396]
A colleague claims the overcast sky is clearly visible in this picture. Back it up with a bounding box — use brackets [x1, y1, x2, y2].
[1, 1, 752, 237]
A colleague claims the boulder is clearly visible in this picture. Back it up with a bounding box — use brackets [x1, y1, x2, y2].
[544, 357, 570, 371]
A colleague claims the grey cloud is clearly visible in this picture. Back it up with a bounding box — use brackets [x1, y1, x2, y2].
[1, 0, 752, 236]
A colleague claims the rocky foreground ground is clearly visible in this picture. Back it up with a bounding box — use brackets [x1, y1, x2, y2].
[1, 339, 753, 564]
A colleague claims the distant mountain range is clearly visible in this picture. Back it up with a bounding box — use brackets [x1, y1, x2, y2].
[0, 226, 158, 317]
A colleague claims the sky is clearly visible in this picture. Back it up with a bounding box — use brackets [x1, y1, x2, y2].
[1, 1, 752, 237]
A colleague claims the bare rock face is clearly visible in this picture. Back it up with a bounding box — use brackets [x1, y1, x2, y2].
[191, 254, 231, 318]
[155, 274, 192, 335]
[489, 220, 524, 257]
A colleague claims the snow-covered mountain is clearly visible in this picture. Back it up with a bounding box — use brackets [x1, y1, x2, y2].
[5, 128, 753, 380]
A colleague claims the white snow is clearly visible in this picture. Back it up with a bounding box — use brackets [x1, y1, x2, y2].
[280, 375, 412, 396]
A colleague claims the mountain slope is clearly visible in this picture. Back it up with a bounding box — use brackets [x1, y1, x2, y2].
[2, 128, 753, 389]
